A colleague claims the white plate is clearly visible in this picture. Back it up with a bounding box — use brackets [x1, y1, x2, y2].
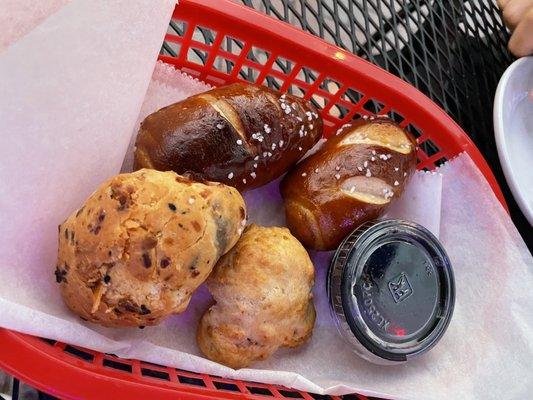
[494, 57, 533, 226]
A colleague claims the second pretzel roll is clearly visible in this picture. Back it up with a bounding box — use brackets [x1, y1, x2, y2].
[280, 116, 417, 251]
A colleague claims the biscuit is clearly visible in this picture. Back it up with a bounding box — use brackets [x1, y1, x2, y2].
[197, 224, 315, 368]
[56, 169, 246, 327]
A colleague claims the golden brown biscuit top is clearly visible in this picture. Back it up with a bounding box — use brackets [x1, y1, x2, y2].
[197, 225, 316, 368]
[57, 169, 246, 327]
[208, 224, 315, 307]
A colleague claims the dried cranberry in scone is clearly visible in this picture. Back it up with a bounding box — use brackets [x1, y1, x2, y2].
[280, 116, 417, 251]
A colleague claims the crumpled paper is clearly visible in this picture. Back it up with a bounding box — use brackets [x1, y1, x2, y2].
[1, 8, 532, 398]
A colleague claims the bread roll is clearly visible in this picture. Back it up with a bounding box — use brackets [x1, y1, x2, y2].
[280, 117, 417, 250]
[197, 225, 316, 368]
[134, 83, 322, 191]
[56, 169, 246, 327]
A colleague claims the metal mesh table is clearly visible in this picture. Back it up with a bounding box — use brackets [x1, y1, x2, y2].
[163, 0, 531, 245]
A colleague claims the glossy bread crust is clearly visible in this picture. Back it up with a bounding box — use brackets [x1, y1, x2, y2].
[280, 117, 417, 250]
[134, 83, 322, 191]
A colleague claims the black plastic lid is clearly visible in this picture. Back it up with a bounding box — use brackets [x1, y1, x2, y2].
[333, 220, 455, 362]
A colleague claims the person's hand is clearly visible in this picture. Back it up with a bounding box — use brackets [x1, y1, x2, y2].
[498, 0, 533, 57]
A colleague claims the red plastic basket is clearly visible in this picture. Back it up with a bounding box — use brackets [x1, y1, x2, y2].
[0, 1, 508, 399]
